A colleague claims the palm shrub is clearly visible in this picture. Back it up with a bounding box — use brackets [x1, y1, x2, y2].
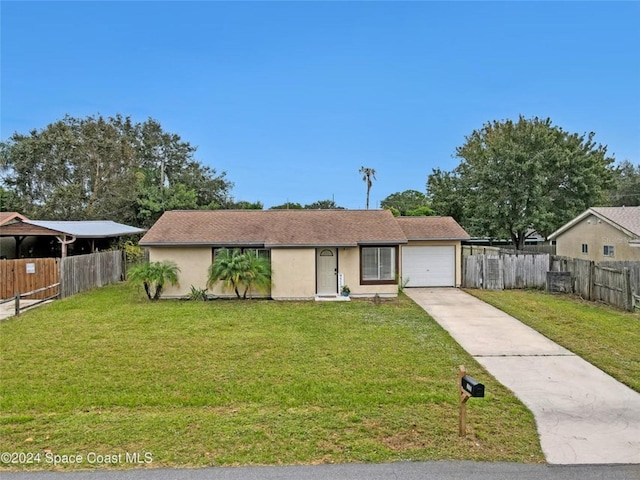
[128, 261, 180, 300]
[208, 249, 271, 299]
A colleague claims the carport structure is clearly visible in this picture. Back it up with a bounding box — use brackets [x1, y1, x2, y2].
[0, 215, 145, 258]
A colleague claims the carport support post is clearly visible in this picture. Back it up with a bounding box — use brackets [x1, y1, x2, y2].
[459, 365, 471, 436]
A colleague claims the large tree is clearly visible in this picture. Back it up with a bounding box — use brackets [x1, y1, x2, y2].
[380, 189, 432, 216]
[270, 199, 344, 210]
[0, 114, 233, 227]
[608, 160, 640, 206]
[427, 116, 615, 249]
[304, 199, 344, 209]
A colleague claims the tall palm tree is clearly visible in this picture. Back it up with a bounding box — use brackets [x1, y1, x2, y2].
[359, 166, 377, 209]
[128, 261, 180, 300]
[208, 249, 271, 299]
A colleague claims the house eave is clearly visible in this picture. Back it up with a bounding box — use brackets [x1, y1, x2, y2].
[141, 241, 266, 248]
[141, 240, 408, 248]
[406, 237, 469, 242]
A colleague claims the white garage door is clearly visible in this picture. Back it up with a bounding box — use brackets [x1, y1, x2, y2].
[401, 246, 455, 287]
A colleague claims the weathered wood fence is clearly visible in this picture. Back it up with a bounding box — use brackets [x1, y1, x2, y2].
[60, 250, 124, 298]
[0, 251, 124, 301]
[463, 252, 640, 311]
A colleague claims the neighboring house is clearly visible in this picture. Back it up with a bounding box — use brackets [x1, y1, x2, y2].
[139, 209, 470, 300]
[547, 207, 640, 261]
[0, 216, 145, 258]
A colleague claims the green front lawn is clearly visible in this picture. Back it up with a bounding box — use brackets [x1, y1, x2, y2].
[0, 284, 543, 470]
[466, 289, 640, 392]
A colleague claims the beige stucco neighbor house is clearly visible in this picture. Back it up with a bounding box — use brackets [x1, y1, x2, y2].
[547, 206, 640, 261]
[139, 209, 470, 300]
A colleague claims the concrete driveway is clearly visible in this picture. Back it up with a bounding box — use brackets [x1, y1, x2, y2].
[405, 288, 640, 465]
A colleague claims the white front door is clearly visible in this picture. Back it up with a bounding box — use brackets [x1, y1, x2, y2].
[316, 248, 337, 295]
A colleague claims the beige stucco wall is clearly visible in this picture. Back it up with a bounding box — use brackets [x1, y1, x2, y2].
[556, 215, 640, 261]
[149, 246, 210, 297]
[401, 240, 463, 287]
[271, 247, 398, 299]
[148, 244, 401, 300]
[270, 248, 316, 300]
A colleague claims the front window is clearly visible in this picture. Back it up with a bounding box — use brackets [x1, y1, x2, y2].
[212, 247, 270, 262]
[603, 245, 615, 257]
[361, 246, 396, 284]
[243, 248, 270, 261]
[581, 243, 588, 254]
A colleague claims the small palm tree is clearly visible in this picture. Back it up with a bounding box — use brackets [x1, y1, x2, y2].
[128, 261, 180, 300]
[359, 166, 376, 209]
[208, 249, 271, 299]
[239, 251, 272, 298]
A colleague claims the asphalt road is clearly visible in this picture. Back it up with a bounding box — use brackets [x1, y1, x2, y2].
[2, 462, 640, 480]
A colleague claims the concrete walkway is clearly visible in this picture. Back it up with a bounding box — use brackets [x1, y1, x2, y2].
[405, 288, 640, 465]
[0, 299, 52, 321]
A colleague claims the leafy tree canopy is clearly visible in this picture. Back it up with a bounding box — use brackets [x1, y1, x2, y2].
[427, 116, 615, 249]
[270, 202, 303, 210]
[304, 199, 344, 209]
[405, 206, 435, 216]
[270, 199, 343, 210]
[608, 160, 640, 206]
[380, 189, 431, 215]
[228, 200, 264, 210]
[0, 114, 233, 228]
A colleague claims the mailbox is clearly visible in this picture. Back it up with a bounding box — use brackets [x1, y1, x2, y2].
[461, 375, 484, 398]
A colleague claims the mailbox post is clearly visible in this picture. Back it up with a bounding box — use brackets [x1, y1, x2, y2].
[458, 365, 484, 436]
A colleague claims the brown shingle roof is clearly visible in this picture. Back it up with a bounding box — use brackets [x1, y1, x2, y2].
[591, 207, 640, 237]
[139, 209, 410, 247]
[395, 216, 470, 240]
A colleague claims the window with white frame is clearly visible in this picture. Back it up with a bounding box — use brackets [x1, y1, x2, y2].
[243, 248, 270, 261]
[603, 245, 615, 257]
[212, 247, 270, 261]
[581, 243, 588, 254]
[361, 246, 396, 284]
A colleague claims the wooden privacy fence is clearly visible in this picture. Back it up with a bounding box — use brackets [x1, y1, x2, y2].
[462, 252, 640, 311]
[60, 250, 124, 298]
[462, 254, 551, 290]
[0, 251, 125, 302]
[0, 258, 60, 299]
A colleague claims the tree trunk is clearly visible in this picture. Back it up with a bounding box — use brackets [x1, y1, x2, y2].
[153, 285, 163, 300]
[143, 282, 152, 300]
[511, 231, 526, 250]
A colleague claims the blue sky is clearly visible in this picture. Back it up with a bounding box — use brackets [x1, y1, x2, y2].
[2, 1, 639, 210]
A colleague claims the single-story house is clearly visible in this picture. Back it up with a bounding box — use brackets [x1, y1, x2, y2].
[139, 209, 470, 300]
[547, 206, 640, 261]
[0, 214, 145, 258]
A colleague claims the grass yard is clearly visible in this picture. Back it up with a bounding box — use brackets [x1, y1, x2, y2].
[0, 284, 543, 470]
[466, 289, 640, 392]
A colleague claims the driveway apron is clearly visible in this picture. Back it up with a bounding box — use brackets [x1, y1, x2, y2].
[405, 288, 640, 465]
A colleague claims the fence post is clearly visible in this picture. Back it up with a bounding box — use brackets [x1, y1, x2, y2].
[623, 268, 633, 311]
[59, 257, 65, 299]
[14, 292, 20, 316]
